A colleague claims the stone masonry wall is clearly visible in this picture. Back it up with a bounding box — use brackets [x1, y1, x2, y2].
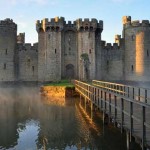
[101, 43, 123, 81]
[0, 19, 17, 81]
[123, 17, 150, 81]
[18, 43, 38, 81]
[61, 30, 77, 79]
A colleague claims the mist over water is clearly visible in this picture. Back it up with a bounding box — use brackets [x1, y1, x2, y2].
[0, 85, 139, 150]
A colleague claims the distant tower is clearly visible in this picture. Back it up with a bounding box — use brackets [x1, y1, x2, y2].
[123, 16, 150, 81]
[76, 18, 103, 81]
[0, 18, 17, 81]
[36, 17, 65, 82]
[115, 34, 121, 46]
[17, 33, 25, 44]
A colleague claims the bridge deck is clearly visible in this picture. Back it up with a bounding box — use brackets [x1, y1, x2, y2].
[75, 80, 150, 150]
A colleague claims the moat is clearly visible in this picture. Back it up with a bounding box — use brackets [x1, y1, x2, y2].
[0, 86, 141, 150]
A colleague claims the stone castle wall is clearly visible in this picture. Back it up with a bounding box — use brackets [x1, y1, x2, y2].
[18, 43, 38, 81]
[100, 42, 123, 81]
[0, 19, 17, 81]
[0, 16, 150, 82]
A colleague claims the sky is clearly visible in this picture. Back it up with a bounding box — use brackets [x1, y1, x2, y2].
[0, 0, 150, 44]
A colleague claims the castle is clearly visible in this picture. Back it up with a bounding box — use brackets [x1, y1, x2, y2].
[0, 16, 150, 83]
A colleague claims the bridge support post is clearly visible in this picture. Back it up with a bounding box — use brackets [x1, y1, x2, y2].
[121, 98, 124, 133]
[126, 131, 130, 150]
[130, 101, 133, 141]
[114, 95, 117, 127]
[109, 93, 111, 124]
[142, 106, 146, 150]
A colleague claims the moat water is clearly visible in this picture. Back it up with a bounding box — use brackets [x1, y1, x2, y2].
[0, 86, 141, 150]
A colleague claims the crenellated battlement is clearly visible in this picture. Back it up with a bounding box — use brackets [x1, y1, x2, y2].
[123, 16, 150, 28]
[101, 41, 120, 50]
[65, 21, 76, 28]
[36, 17, 103, 33]
[17, 43, 38, 52]
[36, 16, 65, 32]
[76, 18, 103, 31]
[0, 18, 17, 31]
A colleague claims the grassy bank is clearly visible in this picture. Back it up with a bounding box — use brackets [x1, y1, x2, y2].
[44, 80, 74, 88]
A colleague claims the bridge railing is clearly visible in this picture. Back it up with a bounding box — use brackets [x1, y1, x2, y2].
[92, 80, 150, 104]
[74, 80, 150, 150]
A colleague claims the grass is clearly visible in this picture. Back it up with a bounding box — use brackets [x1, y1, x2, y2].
[44, 79, 74, 88]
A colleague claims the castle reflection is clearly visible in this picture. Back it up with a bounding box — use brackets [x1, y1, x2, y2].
[0, 86, 99, 149]
[0, 86, 130, 150]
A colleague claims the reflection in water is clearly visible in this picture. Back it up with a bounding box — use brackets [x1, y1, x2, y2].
[0, 86, 130, 150]
[16, 120, 40, 150]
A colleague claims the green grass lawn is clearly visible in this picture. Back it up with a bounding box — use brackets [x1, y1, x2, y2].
[44, 80, 74, 88]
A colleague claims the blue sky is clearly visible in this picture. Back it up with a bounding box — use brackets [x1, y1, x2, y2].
[0, 0, 149, 44]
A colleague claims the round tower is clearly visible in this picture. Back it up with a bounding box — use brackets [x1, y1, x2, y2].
[123, 16, 150, 81]
[0, 18, 17, 82]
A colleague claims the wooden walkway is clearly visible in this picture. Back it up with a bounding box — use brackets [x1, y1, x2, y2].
[74, 80, 150, 150]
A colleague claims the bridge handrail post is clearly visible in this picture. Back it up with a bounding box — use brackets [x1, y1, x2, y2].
[121, 98, 124, 133]
[101, 90, 103, 109]
[138, 88, 140, 101]
[133, 87, 135, 100]
[103, 91, 106, 114]
[128, 87, 130, 98]
[145, 90, 147, 103]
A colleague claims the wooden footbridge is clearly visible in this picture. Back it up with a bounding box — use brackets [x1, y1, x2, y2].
[74, 80, 150, 150]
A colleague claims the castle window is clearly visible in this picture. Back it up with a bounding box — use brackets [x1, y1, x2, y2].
[85, 26, 88, 31]
[5, 49, 7, 55]
[55, 49, 57, 54]
[48, 34, 50, 39]
[89, 49, 91, 54]
[56, 26, 59, 32]
[80, 27, 84, 32]
[32, 66, 34, 71]
[131, 35, 135, 41]
[147, 49, 149, 57]
[4, 63, 6, 69]
[46, 27, 50, 32]
[51, 26, 55, 31]
[69, 47, 71, 51]
[131, 65, 134, 71]
[90, 26, 93, 31]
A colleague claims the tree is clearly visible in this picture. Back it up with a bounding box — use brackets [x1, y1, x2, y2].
[80, 53, 90, 81]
